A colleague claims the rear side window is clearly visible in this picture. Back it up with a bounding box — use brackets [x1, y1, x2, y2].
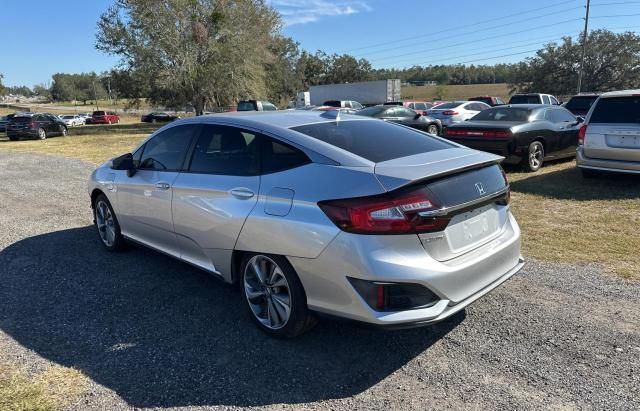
[509, 95, 540, 104]
[542, 95, 550, 105]
[590, 97, 640, 123]
[189, 125, 260, 176]
[237, 101, 256, 111]
[261, 138, 310, 174]
[139, 125, 197, 171]
[291, 120, 453, 163]
[472, 107, 532, 121]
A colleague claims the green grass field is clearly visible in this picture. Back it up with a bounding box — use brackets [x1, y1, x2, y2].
[401, 83, 512, 101]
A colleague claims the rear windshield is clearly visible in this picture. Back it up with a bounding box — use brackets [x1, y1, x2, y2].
[355, 106, 386, 117]
[93, 111, 106, 116]
[565, 95, 598, 111]
[291, 120, 453, 163]
[432, 102, 462, 109]
[471, 107, 532, 122]
[237, 101, 256, 111]
[10, 117, 31, 122]
[469, 97, 492, 105]
[590, 96, 640, 123]
[509, 95, 540, 104]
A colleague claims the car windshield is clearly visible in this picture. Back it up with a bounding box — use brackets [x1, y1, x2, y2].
[355, 106, 386, 117]
[432, 102, 463, 109]
[590, 96, 640, 123]
[471, 107, 532, 122]
[291, 119, 453, 163]
[565, 96, 598, 111]
[509, 95, 540, 104]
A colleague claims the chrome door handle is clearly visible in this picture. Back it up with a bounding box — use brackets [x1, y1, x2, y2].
[230, 188, 255, 199]
[155, 182, 171, 190]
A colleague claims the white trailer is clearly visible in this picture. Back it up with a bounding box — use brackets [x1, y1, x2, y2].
[309, 79, 401, 106]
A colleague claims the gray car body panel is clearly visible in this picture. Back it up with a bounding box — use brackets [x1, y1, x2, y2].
[89, 111, 523, 326]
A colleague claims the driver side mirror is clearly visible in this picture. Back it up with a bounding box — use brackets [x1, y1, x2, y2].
[111, 153, 136, 177]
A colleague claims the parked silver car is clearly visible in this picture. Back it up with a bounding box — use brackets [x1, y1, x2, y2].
[88, 111, 524, 337]
[427, 101, 490, 127]
[577, 89, 640, 176]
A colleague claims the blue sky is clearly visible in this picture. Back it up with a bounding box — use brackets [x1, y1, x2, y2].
[1, 0, 639, 87]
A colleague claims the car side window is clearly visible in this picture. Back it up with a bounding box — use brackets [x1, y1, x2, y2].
[550, 96, 559, 105]
[415, 103, 426, 110]
[188, 125, 260, 176]
[262, 103, 277, 111]
[542, 95, 551, 105]
[352, 101, 363, 110]
[261, 137, 310, 174]
[139, 125, 197, 171]
[556, 109, 576, 122]
[396, 107, 416, 117]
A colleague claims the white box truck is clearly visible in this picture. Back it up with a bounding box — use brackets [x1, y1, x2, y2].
[309, 79, 401, 106]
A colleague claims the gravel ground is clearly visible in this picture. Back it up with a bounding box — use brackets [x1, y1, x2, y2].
[0, 151, 638, 410]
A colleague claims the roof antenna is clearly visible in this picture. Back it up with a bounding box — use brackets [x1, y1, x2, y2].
[320, 109, 341, 121]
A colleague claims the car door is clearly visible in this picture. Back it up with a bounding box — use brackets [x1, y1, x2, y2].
[553, 108, 580, 155]
[542, 108, 569, 155]
[115, 124, 198, 256]
[171, 124, 261, 275]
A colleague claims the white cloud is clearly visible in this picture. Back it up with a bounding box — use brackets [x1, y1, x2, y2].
[270, 0, 371, 27]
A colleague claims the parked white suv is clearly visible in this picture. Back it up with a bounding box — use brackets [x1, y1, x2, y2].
[576, 89, 640, 177]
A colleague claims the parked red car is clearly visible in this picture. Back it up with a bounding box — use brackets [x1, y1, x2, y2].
[91, 111, 120, 124]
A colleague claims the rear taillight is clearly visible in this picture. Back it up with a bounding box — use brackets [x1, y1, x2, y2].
[578, 124, 588, 145]
[319, 187, 449, 235]
[446, 129, 512, 138]
[442, 110, 459, 115]
[27, 122, 36, 128]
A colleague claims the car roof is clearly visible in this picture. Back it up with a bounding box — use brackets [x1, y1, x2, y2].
[599, 89, 640, 98]
[145, 111, 377, 167]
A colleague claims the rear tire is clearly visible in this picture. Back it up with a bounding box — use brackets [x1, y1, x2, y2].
[37, 128, 47, 140]
[240, 253, 316, 338]
[60, 126, 68, 137]
[524, 141, 544, 172]
[427, 124, 439, 135]
[93, 194, 125, 252]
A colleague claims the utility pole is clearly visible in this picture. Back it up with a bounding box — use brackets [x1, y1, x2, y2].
[577, 0, 591, 94]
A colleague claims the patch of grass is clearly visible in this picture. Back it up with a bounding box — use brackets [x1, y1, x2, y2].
[0, 362, 87, 411]
[0, 123, 157, 164]
[402, 83, 511, 101]
[508, 160, 640, 280]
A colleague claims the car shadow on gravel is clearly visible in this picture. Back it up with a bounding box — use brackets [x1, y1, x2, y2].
[0, 226, 462, 408]
[510, 166, 640, 201]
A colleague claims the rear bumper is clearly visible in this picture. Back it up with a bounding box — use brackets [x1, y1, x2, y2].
[576, 147, 640, 174]
[289, 211, 523, 326]
[446, 137, 523, 164]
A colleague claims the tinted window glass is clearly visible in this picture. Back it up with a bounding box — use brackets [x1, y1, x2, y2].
[471, 107, 532, 122]
[261, 138, 310, 174]
[414, 103, 427, 110]
[395, 107, 416, 117]
[590, 97, 640, 123]
[237, 101, 256, 111]
[291, 120, 453, 163]
[509, 95, 540, 104]
[555, 109, 576, 122]
[93, 111, 106, 116]
[542, 95, 551, 105]
[434, 102, 463, 109]
[565, 96, 598, 111]
[550, 96, 559, 105]
[356, 106, 386, 117]
[139, 125, 196, 171]
[188, 125, 260, 175]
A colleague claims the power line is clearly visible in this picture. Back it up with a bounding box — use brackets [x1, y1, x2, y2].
[355, 6, 583, 59]
[367, 18, 582, 65]
[335, 0, 580, 54]
[591, 12, 640, 17]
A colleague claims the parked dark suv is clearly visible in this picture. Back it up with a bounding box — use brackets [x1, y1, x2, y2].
[237, 100, 278, 111]
[564, 93, 600, 117]
[6, 113, 68, 140]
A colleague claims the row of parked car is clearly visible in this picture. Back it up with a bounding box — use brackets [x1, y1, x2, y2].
[0, 110, 122, 140]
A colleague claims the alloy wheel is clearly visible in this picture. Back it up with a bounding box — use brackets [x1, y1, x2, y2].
[243, 255, 292, 330]
[38, 128, 46, 140]
[427, 124, 439, 135]
[95, 200, 116, 247]
[529, 143, 543, 170]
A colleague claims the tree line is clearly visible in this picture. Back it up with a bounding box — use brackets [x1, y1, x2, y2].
[1, 0, 638, 112]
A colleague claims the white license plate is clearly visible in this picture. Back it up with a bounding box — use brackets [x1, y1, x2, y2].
[446, 204, 501, 252]
[607, 135, 640, 149]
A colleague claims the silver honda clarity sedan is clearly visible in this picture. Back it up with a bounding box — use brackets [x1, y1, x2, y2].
[88, 110, 524, 337]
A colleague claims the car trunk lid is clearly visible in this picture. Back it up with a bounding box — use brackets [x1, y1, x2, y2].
[375, 149, 510, 262]
[584, 123, 640, 162]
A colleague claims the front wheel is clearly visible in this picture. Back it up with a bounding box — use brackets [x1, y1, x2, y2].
[427, 124, 439, 136]
[524, 141, 544, 172]
[94, 194, 125, 251]
[241, 253, 316, 338]
[60, 126, 68, 137]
